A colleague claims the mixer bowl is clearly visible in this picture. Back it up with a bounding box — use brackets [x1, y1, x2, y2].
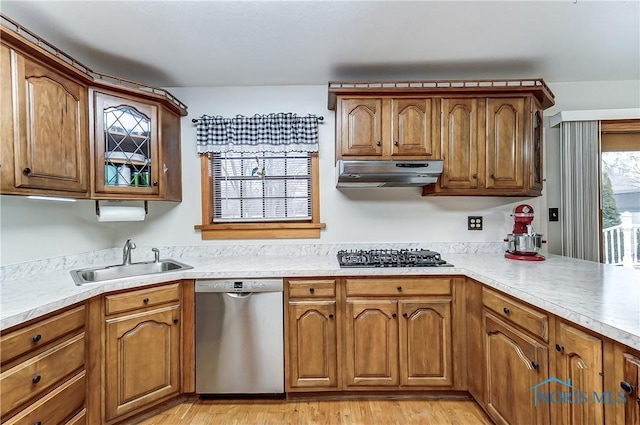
[505, 234, 544, 255]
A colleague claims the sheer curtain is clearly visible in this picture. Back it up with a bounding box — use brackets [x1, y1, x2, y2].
[559, 120, 600, 261]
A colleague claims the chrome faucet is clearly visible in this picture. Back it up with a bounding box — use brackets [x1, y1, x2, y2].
[152, 248, 160, 263]
[122, 239, 136, 265]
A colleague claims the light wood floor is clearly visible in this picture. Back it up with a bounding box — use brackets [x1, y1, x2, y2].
[138, 397, 494, 425]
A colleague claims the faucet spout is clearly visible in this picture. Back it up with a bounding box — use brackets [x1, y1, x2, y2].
[122, 239, 136, 265]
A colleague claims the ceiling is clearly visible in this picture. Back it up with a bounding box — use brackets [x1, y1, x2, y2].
[1, 1, 639, 88]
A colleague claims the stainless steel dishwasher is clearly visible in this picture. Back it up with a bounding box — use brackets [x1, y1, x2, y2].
[195, 278, 284, 395]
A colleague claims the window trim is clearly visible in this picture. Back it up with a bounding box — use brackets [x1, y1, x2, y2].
[195, 152, 325, 239]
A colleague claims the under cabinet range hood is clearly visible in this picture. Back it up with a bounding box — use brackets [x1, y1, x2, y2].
[336, 160, 444, 188]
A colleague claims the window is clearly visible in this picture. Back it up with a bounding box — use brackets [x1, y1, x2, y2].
[213, 151, 311, 222]
[196, 151, 324, 239]
[194, 113, 325, 239]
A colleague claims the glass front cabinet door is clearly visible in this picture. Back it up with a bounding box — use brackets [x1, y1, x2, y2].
[93, 91, 160, 197]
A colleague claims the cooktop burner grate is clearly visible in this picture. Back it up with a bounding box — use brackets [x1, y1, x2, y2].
[336, 249, 454, 268]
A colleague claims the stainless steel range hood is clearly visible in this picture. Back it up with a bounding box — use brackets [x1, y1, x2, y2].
[336, 160, 443, 188]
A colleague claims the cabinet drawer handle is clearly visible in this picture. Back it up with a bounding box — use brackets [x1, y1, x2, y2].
[397, 286, 402, 292]
[392, 313, 397, 318]
[23, 167, 31, 175]
[503, 307, 510, 314]
[621, 381, 635, 394]
[173, 318, 179, 324]
[402, 312, 408, 318]
[309, 288, 315, 294]
[531, 362, 539, 370]
[34, 422, 42, 425]
[32, 375, 41, 384]
[555, 344, 564, 352]
[328, 314, 334, 319]
[143, 298, 150, 304]
[376, 141, 381, 146]
[32, 334, 42, 342]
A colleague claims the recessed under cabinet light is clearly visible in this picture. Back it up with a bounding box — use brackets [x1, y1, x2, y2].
[26, 196, 77, 203]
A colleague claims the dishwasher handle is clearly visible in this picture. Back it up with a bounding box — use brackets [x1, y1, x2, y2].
[225, 292, 253, 299]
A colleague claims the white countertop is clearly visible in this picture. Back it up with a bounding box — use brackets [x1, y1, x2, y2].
[1, 251, 639, 350]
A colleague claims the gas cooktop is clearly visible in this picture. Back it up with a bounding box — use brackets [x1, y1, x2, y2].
[336, 249, 454, 268]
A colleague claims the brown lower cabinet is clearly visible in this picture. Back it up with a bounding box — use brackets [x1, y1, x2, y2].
[615, 347, 640, 424]
[344, 297, 453, 388]
[286, 277, 456, 392]
[285, 279, 339, 391]
[88, 282, 183, 424]
[483, 311, 550, 425]
[551, 320, 605, 425]
[3, 276, 640, 425]
[0, 304, 87, 425]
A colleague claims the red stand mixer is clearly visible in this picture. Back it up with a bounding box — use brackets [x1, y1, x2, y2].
[504, 204, 546, 261]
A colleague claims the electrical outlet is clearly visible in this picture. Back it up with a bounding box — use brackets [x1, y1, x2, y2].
[468, 216, 483, 230]
[549, 207, 559, 222]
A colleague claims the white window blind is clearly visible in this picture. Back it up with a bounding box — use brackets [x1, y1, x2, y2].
[210, 152, 312, 223]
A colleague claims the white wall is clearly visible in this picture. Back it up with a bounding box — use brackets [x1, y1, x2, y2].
[1, 81, 638, 265]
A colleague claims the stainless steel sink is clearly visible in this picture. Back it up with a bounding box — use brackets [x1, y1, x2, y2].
[70, 259, 193, 285]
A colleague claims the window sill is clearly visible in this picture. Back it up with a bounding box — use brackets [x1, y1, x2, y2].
[194, 222, 326, 240]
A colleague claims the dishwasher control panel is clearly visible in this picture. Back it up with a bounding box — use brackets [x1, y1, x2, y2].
[195, 279, 283, 293]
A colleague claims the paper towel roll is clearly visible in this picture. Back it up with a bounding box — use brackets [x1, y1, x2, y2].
[96, 205, 146, 222]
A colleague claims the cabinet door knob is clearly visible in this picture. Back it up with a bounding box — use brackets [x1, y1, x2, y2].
[392, 313, 397, 318]
[34, 422, 42, 425]
[23, 167, 31, 175]
[173, 318, 179, 324]
[472, 174, 478, 179]
[555, 344, 564, 352]
[328, 313, 334, 319]
[402, 312, 408, 318]
[531, 362, 540, 370]
[32, 374, 41, 384]
[376, 141, 381, 146]
[503, 307, 510, 314]
[309, 288, 315, 293]
[153, 181, 159, 186]
[397, 286, 402, 292]
[32, 334, 42, 342]
[394, 141, 399, 146]
[143, 298, 149, 304]
[490, 174, 495, 179]
[621, 381, 635, 394]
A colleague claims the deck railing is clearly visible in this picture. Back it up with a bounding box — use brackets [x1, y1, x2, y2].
[602, 212, 640, 266]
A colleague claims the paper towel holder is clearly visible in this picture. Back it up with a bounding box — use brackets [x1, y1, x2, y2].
[95, 200, 148, 216]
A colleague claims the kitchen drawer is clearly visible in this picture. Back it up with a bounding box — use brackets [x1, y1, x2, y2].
[105, 282, 180, 315]
[346, 278, 451, 297]
[0, 305, 85, 365]
[289, 280, 336, 298]
[0, 333, 85, 417]
[65, 409, 86, 425]
[3, 371, 85, 425]
[482, 288, 548, 341]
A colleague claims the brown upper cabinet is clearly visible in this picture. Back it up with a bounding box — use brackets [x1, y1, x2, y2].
[91, 91, 182, 201]
[336, 97, 438, 159]
[1, 43, 90, 197]
[328, 80, 554, 196]
[0, 15, 187, 201]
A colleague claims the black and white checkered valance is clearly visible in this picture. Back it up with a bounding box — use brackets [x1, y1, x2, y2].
[196, 113, 319, 153]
